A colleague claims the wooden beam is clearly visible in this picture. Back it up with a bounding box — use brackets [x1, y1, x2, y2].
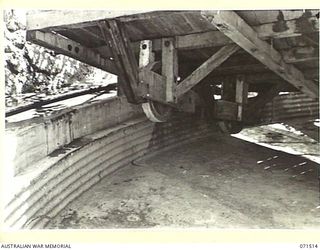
[138, 40, 167, 102]
[176, 44, 240, 98]
[221, 76, 236, 101]
[26, 30, 117, 75]
[150, 16, 319, 51]
[211, 69, 319, 86]
[138, 68, 166, 103]
[202, 10, 318, 99]
[282, 46, 319, 63]
[139, 40, 155, 68]
[162, 38, 178, 103]
[235, 76, 248, 121]
[26, 10, 156, 31]
[179, 46, 319, 67]
[79, 27, 106, 43]
[197, 56, 318, 77]
[98, 20, 140, 103]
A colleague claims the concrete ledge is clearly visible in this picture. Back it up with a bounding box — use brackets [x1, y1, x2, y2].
[5, 96, 142, 176]
[4, 115, 215, 229]
[4, 96, 215, 229]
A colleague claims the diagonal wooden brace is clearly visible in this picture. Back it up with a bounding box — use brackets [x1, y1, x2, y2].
[98, 20, 141, 104]
[202, 10, 319, 99]
[175, 44, 240, 98]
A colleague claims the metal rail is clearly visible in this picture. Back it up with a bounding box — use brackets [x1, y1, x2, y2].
[5, 83, 117, 117]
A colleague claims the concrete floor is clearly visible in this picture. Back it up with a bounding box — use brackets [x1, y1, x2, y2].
[47, 127, 320, 229]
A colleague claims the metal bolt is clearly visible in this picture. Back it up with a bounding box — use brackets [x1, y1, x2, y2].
[164, 40, 170, 47]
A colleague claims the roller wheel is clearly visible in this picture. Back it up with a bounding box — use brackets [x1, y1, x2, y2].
[218, 121, 243, 134]
[142, 100, 172, 122]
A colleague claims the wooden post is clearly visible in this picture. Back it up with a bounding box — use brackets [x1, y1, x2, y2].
[235, 75, 248, 121]
[139, 40, 155, 67]
[222, 77, 235, 102]
[162, 38, 178, 103]
[138, 40, 153, 98]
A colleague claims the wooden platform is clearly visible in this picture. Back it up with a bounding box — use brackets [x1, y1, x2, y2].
[26, 10, 319, 102]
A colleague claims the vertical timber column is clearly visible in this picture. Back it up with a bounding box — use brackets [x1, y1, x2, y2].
[138, 40, 154, 98]
[162, 38, 178, 103]
[139, 40, 154, 67]
[235, 75, 248, 121]
[222, 76, 235, 101]
[137, 40, 155, 96]
[117, 77, 125, 97]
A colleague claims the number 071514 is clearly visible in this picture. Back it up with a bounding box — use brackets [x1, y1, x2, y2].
[300, 244, 318, 248]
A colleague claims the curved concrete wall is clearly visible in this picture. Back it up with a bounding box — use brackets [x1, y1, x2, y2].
[5, 96, 141, 176]
[5, 92, 316, 229]
[4, 96, 215, 229]
[261, 93, 319, 122]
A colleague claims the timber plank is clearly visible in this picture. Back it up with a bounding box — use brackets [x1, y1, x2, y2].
[98, 20, 139, 103]
[162, 38, 178, 103]
[26, 30, 117, 75]
[27, 10, 157, 31]
[107, 20, 141, 103]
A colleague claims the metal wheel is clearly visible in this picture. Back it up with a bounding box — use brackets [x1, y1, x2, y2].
[218, 121, 243, 134]
[142, 100, 172, 122]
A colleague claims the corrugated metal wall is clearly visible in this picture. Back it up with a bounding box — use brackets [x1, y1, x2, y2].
[4, 92, 318, 229]
[4, 97, 216, 229]
[260, 92, 319, 123]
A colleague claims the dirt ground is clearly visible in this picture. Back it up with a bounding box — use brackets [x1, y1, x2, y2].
[46, 122, 320, 229]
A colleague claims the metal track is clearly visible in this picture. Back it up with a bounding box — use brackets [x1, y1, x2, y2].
[5, 84, 117, 117]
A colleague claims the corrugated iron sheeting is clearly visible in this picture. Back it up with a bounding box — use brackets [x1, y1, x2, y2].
[260, 92, 319, 122]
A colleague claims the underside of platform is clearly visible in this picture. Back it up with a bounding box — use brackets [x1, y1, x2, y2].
[26, 10, 319, 129]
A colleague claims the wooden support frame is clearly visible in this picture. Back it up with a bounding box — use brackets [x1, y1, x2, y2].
[162, 38, 178, 103]
[138, 39, 198, 114]
[26, 30, 117, 75]
[139, 40, 155, 68]
[201, 10, 318, 98]
[138, 68, 166, 103]
[176, 44, 240, 98]
[150, 15, 319, 51]
[98, 20, 141, 104]
[196, 48, 319, 76]
[211, 68, 318, 85]
[138, 40, 167, 103]
[235, 76, 248, 121]
[282, 47, 319, 63]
